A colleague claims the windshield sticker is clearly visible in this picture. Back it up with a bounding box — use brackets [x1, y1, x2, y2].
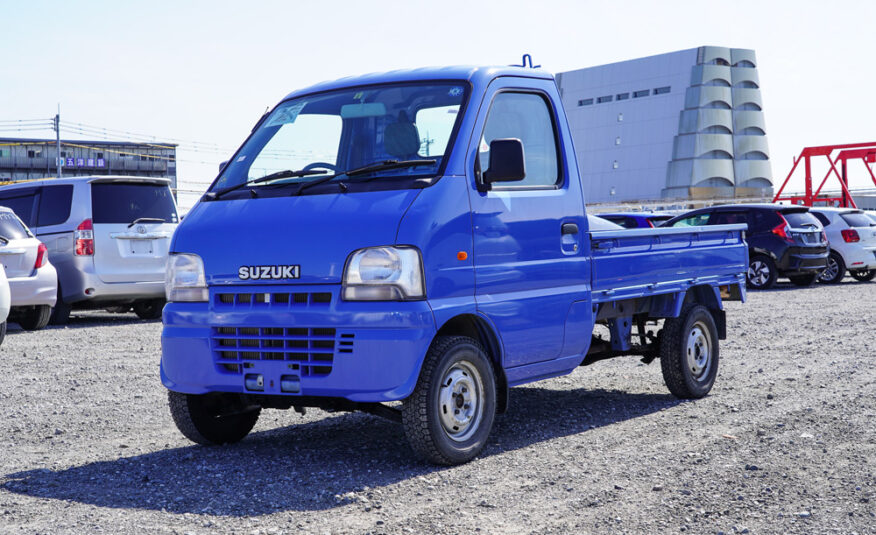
[448, 87, 463, 97]
[265, 102, 307, 128]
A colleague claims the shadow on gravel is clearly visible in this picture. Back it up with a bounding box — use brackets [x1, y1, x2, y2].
[1, 387, 681, 516]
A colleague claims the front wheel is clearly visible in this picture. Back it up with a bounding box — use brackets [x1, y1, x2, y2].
[660, 305, 719, 399]
[850, 269, 876, 282]
[133, 298, 166, 320]
[402, 336, 497, 465]
[168, 391, 261, 445]
[818, 252, 845, 284]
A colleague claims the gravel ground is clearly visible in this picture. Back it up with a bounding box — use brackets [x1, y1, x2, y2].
[0, 279, 874, 535]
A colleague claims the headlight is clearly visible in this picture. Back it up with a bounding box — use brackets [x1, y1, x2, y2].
[343, 246, 424, 301]
[166, 253, 208, 302]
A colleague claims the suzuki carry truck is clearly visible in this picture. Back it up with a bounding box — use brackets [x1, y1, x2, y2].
[163, 66, 748, 465]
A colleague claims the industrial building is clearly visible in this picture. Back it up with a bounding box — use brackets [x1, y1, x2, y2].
[0, 138, 177, 189]
[557, 46, 772, 204]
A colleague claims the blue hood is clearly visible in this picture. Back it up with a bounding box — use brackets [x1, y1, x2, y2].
[173, 190, 421, 285]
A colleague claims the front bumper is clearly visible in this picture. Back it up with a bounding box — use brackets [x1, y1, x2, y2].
[161, 285, 436, 402]
[9, 263, 57, 307]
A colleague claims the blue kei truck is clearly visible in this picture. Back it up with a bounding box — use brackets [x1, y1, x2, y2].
[162, 65, 748, 465]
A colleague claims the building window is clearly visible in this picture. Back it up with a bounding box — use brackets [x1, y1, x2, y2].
[27, 150, 36, 158]
[654, 86, 671, 95]
[96, 152, 103, 159]
[597, 95, 613, 104]
[616, 92, 629, 101]
[578, 98, 594, 106]
[633, 89, 650, 98]
[60, 151, 67, 158]
[140, 155, 148, 161]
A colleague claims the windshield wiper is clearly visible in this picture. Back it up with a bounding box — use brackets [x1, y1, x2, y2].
[128, 217, 165, 228]
[294, 159, 436, 196]
[205, 168, 328, 200]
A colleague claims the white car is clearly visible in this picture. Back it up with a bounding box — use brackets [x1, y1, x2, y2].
[810, 207, 876, 283]
[0, 265, 8, 344]
[0, 207, 58, 329]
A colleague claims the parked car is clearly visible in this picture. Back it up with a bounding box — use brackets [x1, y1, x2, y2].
[588, 214, 624, 231]
[664, 204, 828, 289]
[597, 211, 674, 228]
[0, 176, 179, 324]
[0, 207, 58, 330]
[809, 207, 876, 283]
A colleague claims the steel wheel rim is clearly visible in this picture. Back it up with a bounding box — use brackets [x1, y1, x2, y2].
[748, 260, 770, 287]
[438, 360, 484, 442]
[686, 321, 712, 381]
[820, 256, 839, 281]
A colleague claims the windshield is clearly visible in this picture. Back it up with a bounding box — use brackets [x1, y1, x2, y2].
[213, 82, 469, 195]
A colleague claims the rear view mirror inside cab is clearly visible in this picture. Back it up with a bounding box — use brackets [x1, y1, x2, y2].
[340, 102, 387, 119]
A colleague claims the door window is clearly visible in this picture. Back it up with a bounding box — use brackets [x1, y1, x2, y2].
[711, 211, 749, 225]
[0, 188, 39, 227]
[37, 185, 74, 226]
[478, 92, 560, 187]
[670, 212, 711, 227]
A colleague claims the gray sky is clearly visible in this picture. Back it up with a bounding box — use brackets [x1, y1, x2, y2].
[3, 0, 875, 209]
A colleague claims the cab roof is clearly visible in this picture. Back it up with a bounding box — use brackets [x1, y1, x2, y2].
[281, 65, 555, 100]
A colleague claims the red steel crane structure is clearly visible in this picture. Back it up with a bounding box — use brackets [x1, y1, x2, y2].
[772, 142, 876, 208]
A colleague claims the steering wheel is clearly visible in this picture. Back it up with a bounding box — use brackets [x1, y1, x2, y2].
[302, 162, 339, 172]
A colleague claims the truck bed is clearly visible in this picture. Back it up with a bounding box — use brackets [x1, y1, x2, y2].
[589, 224, 748, 303]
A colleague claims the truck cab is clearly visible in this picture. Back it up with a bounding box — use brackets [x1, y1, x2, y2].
[162, 66, 747, 464]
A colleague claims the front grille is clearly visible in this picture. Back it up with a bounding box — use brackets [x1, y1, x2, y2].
[212, 326, 354, 378]
[214, 291, 332, 307]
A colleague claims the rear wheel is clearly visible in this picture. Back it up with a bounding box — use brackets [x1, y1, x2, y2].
[788, 273, 818, 287]
[16, 305, 52, 331]
[849, 269, 876, 282]
[818, 252, 845, 284]
[48, 286, 72, 325]
[402, 336, 497, 465]
[133, 298, 165, 320]
[747, 254, 777, 290]
[168, 391, 261, 445]
[660, 305, 719, 399]
[0, 321, 6, 347]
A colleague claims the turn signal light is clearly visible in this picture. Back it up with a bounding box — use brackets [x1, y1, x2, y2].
[841, 228, 860, 243]
[34, 243, 48, 269]
[74, 219, 94, 256]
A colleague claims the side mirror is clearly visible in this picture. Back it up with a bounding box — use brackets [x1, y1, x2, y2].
[484, 138, 526, 184]
[218, 160, 229, 172]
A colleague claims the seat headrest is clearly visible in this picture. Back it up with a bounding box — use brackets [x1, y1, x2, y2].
[384, 113, 420, 157]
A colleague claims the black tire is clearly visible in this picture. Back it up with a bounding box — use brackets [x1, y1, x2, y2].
[0, 321, 6, 347]
[788, 273, 818, 287]
[48, 287, 72, 326]
[818, 252, 845, 284]
[849, 269, 876, 282]
[402, 336, 497, 465]
[747, 254, 777, 290]
[16, 305, 52, 331]
[660, 304, 719, 399]
[133, 298, 166, 320]
[168, 391, 260, 445]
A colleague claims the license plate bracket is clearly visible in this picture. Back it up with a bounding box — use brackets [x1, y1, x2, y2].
[131, 240, 153, 255]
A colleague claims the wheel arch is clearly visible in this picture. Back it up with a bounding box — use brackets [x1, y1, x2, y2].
[683, 285, 727, 339]
[435, 313, 509, 413]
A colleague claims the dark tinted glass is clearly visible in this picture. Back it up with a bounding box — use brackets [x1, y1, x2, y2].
[711, 211, 749, 225]
[783, 211, 820, 228]
[91, 183, 178, 224]
[0, 211, 30, 239]
[602, 216, 633, 228]
[37, 185, 74, 226]
[0, 188, 38, 227]
[811, 212, 830, 227]
[840, 213, 875, 228]
[751, 210, 781, 231]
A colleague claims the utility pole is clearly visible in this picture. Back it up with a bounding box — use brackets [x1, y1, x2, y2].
[54, 104, 61, 178]
[421, 130, 434, 157]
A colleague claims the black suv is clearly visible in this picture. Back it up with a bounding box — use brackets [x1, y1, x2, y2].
[664, 204, 828, 289]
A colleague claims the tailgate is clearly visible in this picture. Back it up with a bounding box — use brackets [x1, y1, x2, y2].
[589, 224, 747, 295]
[93, 222, 174, 283]
[0, 238, 38, 278]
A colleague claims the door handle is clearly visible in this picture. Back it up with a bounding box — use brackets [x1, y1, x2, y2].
[561, 223, 579, 235]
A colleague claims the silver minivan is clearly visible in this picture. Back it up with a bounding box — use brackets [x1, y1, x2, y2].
[0, 176, 179, 324]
